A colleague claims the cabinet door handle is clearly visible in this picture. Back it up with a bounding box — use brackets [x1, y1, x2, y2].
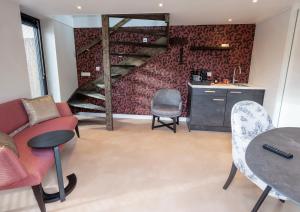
[213, 98, 225, 101]
[230, 91, 242, 94]
[205, 90, 216, 93]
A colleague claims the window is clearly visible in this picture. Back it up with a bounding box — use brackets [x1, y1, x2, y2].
[21, 13, 47, 97]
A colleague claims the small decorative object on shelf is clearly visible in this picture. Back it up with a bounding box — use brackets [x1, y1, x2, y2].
[223, 79, 230, 84]
[221, 43, 230, 48]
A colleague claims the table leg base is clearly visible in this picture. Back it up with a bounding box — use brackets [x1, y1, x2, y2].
[42, 174, 77, 203]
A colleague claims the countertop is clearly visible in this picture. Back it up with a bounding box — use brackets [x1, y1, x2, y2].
[188, 82, 265, 90]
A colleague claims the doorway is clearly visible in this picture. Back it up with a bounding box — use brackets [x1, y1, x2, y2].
[21, 13, 47, 98]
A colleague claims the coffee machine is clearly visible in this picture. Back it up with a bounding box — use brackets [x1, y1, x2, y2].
[191, 69, 212, 85]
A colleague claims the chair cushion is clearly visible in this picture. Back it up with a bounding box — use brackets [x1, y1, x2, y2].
[151, 104, 181, 117]
[0, 99, 28, 134]
[0, 148, 27, 188]
[7, 116, 78, 188]
[0, 132, 18, 156]
[22, 95, 60, 126]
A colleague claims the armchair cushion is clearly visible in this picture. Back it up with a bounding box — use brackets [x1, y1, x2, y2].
[0, 147, 27, 188]
[0, 99, 28, 134]
[0, 132, 18, 156]
[56, 102, 73, 117]
[22, 95, 60, 126]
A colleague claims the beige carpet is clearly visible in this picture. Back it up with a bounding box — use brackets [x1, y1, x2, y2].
[0, 119, 298, 212]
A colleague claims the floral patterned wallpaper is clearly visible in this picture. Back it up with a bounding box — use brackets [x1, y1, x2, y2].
[74, 24, 255, 116]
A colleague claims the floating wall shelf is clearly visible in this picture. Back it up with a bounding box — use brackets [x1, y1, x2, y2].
[190, 46, 232, 51]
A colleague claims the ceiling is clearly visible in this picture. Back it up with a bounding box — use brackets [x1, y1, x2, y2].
[18, 0, 296, 25]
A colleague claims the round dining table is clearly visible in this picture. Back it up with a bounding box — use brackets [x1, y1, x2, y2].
[246, 127, 300, 212]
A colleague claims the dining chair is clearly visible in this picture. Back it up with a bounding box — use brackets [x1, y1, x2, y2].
[151, 89, 182, 133]
[223, 100, 287, 201]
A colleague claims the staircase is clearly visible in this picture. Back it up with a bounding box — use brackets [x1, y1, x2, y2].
[68, 13, 170, 130]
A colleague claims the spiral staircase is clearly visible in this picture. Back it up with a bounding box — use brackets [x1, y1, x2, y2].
[68, 13, 170, 130]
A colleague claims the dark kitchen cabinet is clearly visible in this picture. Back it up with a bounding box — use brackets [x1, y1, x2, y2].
[191, 94, 226, 126]
[223, 89, 265, 127]
[187, 85, 265, 132]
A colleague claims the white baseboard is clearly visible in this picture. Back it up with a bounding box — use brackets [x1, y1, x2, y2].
[77, 112, 187, 122]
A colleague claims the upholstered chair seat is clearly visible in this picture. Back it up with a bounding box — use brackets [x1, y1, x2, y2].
[151, 104, 181, 118]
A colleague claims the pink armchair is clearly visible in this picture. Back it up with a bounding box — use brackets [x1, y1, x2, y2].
[0, 99, 78, 212]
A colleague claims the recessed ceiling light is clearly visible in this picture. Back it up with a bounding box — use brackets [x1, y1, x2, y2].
[77, 5, 82, 10]
[228, 18, 233, 22]
[252, 0, 258, 3]
[158, 3, 163, 7]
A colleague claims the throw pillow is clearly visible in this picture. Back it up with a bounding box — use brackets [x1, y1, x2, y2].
[0, 131, 18, 156]
[22, 95, 60, 126]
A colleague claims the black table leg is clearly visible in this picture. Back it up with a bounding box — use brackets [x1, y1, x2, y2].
[251, 186, 272, 212]
[53, 146, 66, 202]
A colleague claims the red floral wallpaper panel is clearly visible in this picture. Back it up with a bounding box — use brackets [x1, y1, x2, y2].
[74, 24, 256, 116]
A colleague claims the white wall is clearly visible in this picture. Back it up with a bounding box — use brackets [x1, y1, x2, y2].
[0, 0, 31, 102]
[41, 19, 78, 102]
[41, 19, 61, 101]
[249, 9, 292, 124]
[278, 6, 300, 127]
[53, 21, 78, 101]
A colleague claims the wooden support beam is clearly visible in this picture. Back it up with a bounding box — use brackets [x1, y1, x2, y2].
[102, 15, 113, 131]
[110, 18, 130, 31]
[110, 41, 167, 48]
[76, 38, 101, 56]
[114, 28, 166, 36]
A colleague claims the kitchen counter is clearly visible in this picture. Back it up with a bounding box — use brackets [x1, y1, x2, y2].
[188, 82, 265, 90]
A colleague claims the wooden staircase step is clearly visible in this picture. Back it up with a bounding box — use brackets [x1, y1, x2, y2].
[69, 100, 105, 111]
[115, 28, 166, 36]
[93, 78, 117, 89]
[77, 90, 105, 100]
[111, 64, 136, 68]
[94, 83, 105, 89]
[110, 53, 151, 58]
[110, 41, 167, 48]
[111, 67, 130, 77]
[76, 112, 106, 123]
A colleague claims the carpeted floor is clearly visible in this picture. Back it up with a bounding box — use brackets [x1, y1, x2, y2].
[0, 119, 298, 212]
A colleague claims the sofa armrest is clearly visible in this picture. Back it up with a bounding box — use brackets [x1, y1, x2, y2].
[0, 147, 28, 188]
[56, 102, 73, 117]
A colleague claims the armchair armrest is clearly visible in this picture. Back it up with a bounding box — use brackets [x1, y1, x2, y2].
[56, 102, 73, 117]
[0, 147, 27, 188]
